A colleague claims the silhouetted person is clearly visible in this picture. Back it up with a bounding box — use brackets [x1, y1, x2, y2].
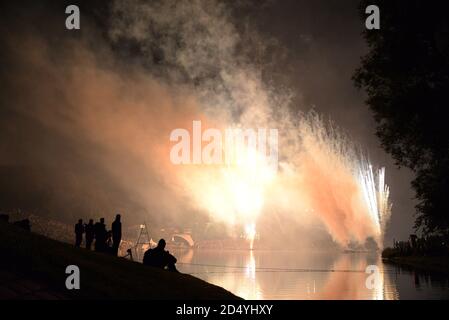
[75, 219, 84, 247]
[85, 219, 94, 250]
[143, 239, 178, 272]
[111, 214, 122, 256]
[94, 218, 107, 252]
[105, 230, 114, 254]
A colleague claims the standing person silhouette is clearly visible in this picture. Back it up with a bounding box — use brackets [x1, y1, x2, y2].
[111, 214, 122, 256]
[85, 219, 95, 250]
[74, 219, 84, 247]
[94, 218, 107, 252]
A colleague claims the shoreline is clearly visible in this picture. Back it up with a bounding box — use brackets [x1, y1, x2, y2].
[383, 256, 449, 275]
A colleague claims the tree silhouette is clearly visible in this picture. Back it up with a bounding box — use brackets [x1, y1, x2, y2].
[354, 0, 449, 234]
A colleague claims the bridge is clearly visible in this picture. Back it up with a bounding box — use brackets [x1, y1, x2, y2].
[172, 233, 194, 247]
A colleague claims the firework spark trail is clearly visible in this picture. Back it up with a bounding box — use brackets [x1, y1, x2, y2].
[194, 112, 395, 249]
[359, 162, 381, 232]
[377, 167, 392, 234]
[283, 113, 393, 247]
[178, 112, 394, 249]
[358, 160, 393, 243]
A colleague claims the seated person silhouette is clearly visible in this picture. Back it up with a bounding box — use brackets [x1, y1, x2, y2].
[143, 239, 178, 272]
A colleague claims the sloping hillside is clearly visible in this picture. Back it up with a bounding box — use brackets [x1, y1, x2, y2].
[0, 221, 240, 300]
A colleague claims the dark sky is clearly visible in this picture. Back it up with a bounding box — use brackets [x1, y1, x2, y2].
[0, 0, 416, 243]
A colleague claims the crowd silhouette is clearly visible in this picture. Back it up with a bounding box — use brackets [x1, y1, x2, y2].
[74, 214, 178, 272]
[74, 215, 122, 255]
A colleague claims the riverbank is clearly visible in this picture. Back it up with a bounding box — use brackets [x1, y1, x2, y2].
[383, 256, 449, 275]
[0, 220, 240, 299]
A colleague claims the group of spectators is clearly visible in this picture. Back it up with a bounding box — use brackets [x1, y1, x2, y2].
[75, 214, 122, 256]
[74, 215, 178, 272]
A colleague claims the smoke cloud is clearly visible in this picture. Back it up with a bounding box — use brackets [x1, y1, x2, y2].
[0, 0, 390, 247]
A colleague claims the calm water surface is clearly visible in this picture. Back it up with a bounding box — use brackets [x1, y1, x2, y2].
[170, 249, 449, 300]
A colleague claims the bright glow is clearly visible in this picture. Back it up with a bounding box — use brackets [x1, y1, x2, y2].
[177, 113, 393, 248]
[179, 134, 276, 249]
[244, 223, 257, 250]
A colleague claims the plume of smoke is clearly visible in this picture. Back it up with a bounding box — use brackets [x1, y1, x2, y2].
[0, 0, 392, 247]
[292, 112, 390, 245]
[107, 0, 392, 246]
[0, 33, 207, 225]
[108, 0, 280, 126]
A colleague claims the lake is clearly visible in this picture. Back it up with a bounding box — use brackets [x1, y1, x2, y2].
[169, 249, 449, 300]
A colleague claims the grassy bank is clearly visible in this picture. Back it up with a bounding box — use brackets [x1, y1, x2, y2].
[0, 221, 240, 299]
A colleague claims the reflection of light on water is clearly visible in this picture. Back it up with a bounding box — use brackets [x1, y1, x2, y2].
[245, 250, 256, 280]
[372, 262, 385, 300]
[373, 261, 399, 300]
[315, 254, 400, 300]
[306, 280, 316, 295]
[176, 250, 264, 300]
[176, 250, 406, 300]
[360, 256, 399, 300]
[370, 260, 385, 300]
[236, 250, 263, 299]
[207, 250, 263, 300]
